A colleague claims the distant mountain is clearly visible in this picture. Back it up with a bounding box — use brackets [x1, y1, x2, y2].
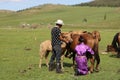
[75, 0, 120, 7]
[17, 4, 66, 13]
[0, 10, 15, 13]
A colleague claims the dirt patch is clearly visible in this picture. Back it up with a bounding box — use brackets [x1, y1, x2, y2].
[117, 69, 120, 74]
[18, 64, 37, 74]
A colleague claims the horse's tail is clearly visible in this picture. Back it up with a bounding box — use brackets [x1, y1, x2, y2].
[112, 32, 119, 51]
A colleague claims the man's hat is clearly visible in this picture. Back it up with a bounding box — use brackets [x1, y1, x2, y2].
[55, 19, 64, 25]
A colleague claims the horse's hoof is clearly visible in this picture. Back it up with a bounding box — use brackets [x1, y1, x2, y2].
[95, 69, 99, 72]
[90, 70, 93, 73]
[70, 66, 74, 69]
[47, 65, 49, 68]
[39, 65, 41, 69]
[65, 55, 68, 58]
[117, 55, 120, 58]
[88, 71, 91, 74]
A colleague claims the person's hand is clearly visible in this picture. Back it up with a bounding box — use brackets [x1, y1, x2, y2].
[70, 39, 73, 43]
[65, 40, 69, 43]
[65, 39, 73, 44]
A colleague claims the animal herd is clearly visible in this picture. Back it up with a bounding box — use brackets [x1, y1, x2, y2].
[39, 30, 120, 73]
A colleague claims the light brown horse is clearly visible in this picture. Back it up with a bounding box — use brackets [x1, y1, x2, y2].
[39, 40, 66, 69]
[65, 30, 101, 73]
[91, 30, 101, 71]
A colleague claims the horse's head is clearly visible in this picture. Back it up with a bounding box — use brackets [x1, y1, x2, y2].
[92, 30, 101, 42]
[61, 32, 73, 43]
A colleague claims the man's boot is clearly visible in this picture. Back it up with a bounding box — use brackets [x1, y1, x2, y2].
[56, 63, 63, 73]
[74, 69, 80, 76]
[49, 62, 55, 71]
[74, 66, 80, 76]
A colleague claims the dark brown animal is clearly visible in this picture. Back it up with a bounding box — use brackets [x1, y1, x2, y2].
[107, 32, 120, 58]
[65, 30, 101, 73]
[107, 45, 116, 52]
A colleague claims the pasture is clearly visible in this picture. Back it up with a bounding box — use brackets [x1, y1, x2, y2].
[0, 28, 120, 80]
[0, 5, 120, 80]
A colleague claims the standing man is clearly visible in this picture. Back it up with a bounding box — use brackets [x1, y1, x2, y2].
[49, 19, 68, 73]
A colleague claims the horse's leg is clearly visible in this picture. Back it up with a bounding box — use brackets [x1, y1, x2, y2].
[61, 48, 66, 70]
[93, 43, 100, 71]
[45, 51, 49, 68]
[72, 52, 76, 69]
[89, 56, 94, 73]
[117, 46, 120, 58]
[61, 54, 64, 70]
[86, 51, 94, 73]
[65, 50, 69, 58]
[39, 51, 44, 68]
[65, 50, 73, 59]
[95, 53, 100, 71]
[39, 58, 42, 68]
[65, 49, 73, 58]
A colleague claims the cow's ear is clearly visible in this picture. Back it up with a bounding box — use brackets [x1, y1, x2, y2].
[69, 31, 73, 33]
[83, 31, 87, 33]
[70, 33, 74, 38]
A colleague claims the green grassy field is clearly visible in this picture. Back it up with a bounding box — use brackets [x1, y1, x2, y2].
[0, 28, 120, 80]
[0, 5, 120, 80]
[0, 5, 120, 29]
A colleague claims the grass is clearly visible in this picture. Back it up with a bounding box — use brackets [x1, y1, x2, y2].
[0, 6, 120, 29]
[0, 28, 120, 80]
[0, 5, 120, 80]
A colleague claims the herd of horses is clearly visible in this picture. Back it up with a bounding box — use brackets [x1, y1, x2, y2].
[39, 30, 120, 73]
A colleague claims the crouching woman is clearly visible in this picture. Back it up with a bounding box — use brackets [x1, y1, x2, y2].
[74, 36, 94, 76]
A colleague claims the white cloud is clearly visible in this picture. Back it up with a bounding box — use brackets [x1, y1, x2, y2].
[0, 0, 23, 2]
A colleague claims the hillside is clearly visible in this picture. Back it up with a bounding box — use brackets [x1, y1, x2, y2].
[76, 0, 120, 7]
[0, 10, 15, 17]
[17, 4, 66, 13]
[0, 4, 120, 29]
[0, 10, 15, 13]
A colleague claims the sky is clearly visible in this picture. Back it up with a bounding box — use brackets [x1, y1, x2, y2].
[0, 0, 93, 11]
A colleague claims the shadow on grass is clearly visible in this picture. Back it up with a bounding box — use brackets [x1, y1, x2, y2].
[109, 54, 117, 58]
[41, 62, 73, 68]
[117, 69, 120, 74]
[63, 62, 73, 68]
[41, 64, 48, 67]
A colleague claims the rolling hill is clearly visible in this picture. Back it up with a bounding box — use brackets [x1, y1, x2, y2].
[0, 4, 120, 29]
[76, 0, 120, 7]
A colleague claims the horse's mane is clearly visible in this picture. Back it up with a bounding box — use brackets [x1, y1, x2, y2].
[111, 32, 119, 51]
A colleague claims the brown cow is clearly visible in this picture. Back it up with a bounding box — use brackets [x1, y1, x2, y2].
[65, 30, 101, 73]
[107, 32, 120, 58]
